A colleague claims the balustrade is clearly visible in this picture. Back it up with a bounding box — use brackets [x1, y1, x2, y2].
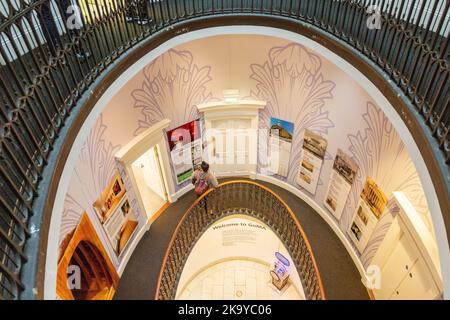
[156, 180, 324, 300]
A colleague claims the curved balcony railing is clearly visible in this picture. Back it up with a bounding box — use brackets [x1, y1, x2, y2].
[0, 0, 448, 299]
[155, 180, 325, 300]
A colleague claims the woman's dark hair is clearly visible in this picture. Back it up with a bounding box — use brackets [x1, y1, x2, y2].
[201, 161, 209, 172]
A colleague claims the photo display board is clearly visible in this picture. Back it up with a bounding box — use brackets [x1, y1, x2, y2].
[296, 129, 328, 194]
[166, 119, 202, 184]
[347, 177, 388, 253]
[323, 149, 359, 220]
[92, 172, 139, 258]
[268, 117, 294, 177]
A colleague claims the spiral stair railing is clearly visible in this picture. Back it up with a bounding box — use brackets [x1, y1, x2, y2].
[155, 180, 325, 300]
[0, 0, 448, 299]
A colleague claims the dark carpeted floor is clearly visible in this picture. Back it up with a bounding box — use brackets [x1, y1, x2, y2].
[114, 178, 369, 300]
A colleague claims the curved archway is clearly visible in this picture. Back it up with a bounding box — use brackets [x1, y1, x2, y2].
[56, 213, 119, 300]
[41, 23, 450, 299]
[68, 240, 114, 300]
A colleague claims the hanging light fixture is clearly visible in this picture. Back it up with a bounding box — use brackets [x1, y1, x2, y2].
[223, 89, 240, 104]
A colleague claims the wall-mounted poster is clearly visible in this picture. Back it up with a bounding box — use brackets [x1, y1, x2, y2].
[323, 149, 359, 220]
[296, 129, 328, 194]
[347, 177, 388, 253]
[269, 117, 294, 177]
[104, 196, 138, 257]
[166, 119, 202, 184]
[92, 172, 139, 258]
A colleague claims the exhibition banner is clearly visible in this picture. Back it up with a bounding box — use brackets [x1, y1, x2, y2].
[166, 119, 202, 184]
[269, 117, 294, 177]
[92, 172, 140, 258]
[296, 129, 328, 194]
[323, 149, 359, 220]
[348, 177, 388, 253]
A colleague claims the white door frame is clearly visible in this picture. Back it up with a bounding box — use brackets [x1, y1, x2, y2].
[197, 100, 266, 178]
[115, 119, 175, 222]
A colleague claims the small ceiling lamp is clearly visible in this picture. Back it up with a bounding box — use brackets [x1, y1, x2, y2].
[223, 89, 240, 104]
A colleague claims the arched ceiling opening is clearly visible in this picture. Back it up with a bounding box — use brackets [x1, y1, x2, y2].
[42, 25, 450, 299]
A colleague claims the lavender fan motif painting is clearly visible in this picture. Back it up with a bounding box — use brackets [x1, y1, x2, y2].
[59, 115, 121, 254]
[341, 102, 431, 267]
[250, 43, 335, 185]
[132, 49, 214, 135]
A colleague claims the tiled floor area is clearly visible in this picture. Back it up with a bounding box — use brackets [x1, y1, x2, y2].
[177, 259, 304, 300]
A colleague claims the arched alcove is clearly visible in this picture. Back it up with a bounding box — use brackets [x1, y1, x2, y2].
[56, 213, 119, 300]
[68, 240, 114, 300]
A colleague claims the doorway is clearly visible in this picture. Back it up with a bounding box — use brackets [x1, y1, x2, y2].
[131, 145, 168, 222]
[57, 213, 119, 300]
[115, 119, 174, 223]
[211, 118, 252, 175]
[69, 240, 115, 300]
[197, 100, 265, 178]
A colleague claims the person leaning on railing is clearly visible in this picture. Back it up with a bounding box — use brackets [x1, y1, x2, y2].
[191, 161, 219, 197]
